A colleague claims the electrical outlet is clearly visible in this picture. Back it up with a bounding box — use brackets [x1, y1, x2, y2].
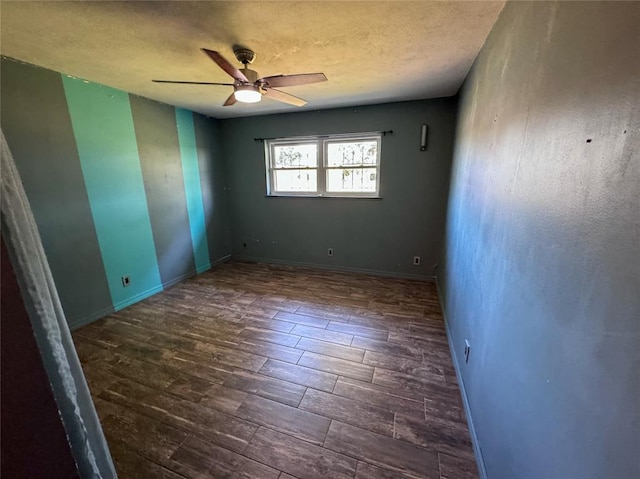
[121, 275, 130, 287]
[413, 256, 421, 266]
[328, 248, 334, 257]
[464, 339, 471, 363]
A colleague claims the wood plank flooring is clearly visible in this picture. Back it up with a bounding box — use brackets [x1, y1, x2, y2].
[72, 261, 477, 479]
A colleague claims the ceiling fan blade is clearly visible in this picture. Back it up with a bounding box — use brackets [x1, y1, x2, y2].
[152, 80, 234, 86]
[260, 73, 327, 88]
[223, 93, 237, 107]
[262, 88, 307, 107]
[201, 48, 249, 83]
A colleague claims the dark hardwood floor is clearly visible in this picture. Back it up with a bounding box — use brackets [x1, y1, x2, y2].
[72, 261, 477, 479]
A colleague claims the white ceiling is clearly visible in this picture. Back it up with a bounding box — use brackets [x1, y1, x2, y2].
[0, 1, 504, 119]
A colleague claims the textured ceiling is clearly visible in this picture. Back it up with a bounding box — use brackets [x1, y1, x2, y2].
[0, 1, 504, 119]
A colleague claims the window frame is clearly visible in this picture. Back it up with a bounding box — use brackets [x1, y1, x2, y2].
[265, 133, 382, 198]
[265, 138, 320, 196]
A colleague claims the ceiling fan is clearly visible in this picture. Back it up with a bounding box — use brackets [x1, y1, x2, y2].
[152, 47, 327, 107]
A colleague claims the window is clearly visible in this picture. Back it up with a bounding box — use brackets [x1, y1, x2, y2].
[265, 133, 381, 197]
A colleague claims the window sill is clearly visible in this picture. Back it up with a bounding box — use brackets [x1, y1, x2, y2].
[265, 195, 382, 200]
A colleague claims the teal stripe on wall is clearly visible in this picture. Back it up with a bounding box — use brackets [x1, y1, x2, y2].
[176, 108, 211, 273]
[62, 76, 162, 310]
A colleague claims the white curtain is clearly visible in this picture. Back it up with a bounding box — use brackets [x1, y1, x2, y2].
[1, 129, 116, 478]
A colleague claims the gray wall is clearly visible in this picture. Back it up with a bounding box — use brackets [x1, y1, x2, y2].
[1, 58, 231, 328]
[195, 116, 232, 262]
[440, 2, 640, 478]
[130, 95, 196, 286]
[222, 99, 457, 279]
[1, 59, 114, 324]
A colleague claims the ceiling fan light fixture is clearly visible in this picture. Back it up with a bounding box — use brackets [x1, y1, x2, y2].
[155, 48, 326, 107]
[234, 84, 261, 103]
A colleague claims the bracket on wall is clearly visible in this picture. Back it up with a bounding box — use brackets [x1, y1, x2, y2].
[420, 124, 428, 151]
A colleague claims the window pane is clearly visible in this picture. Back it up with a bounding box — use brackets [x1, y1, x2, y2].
[273, 169, 318, 192]
[326, 168, 377, 193]
[327, 141, 378, 167]
[273, 144, 317, 168]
